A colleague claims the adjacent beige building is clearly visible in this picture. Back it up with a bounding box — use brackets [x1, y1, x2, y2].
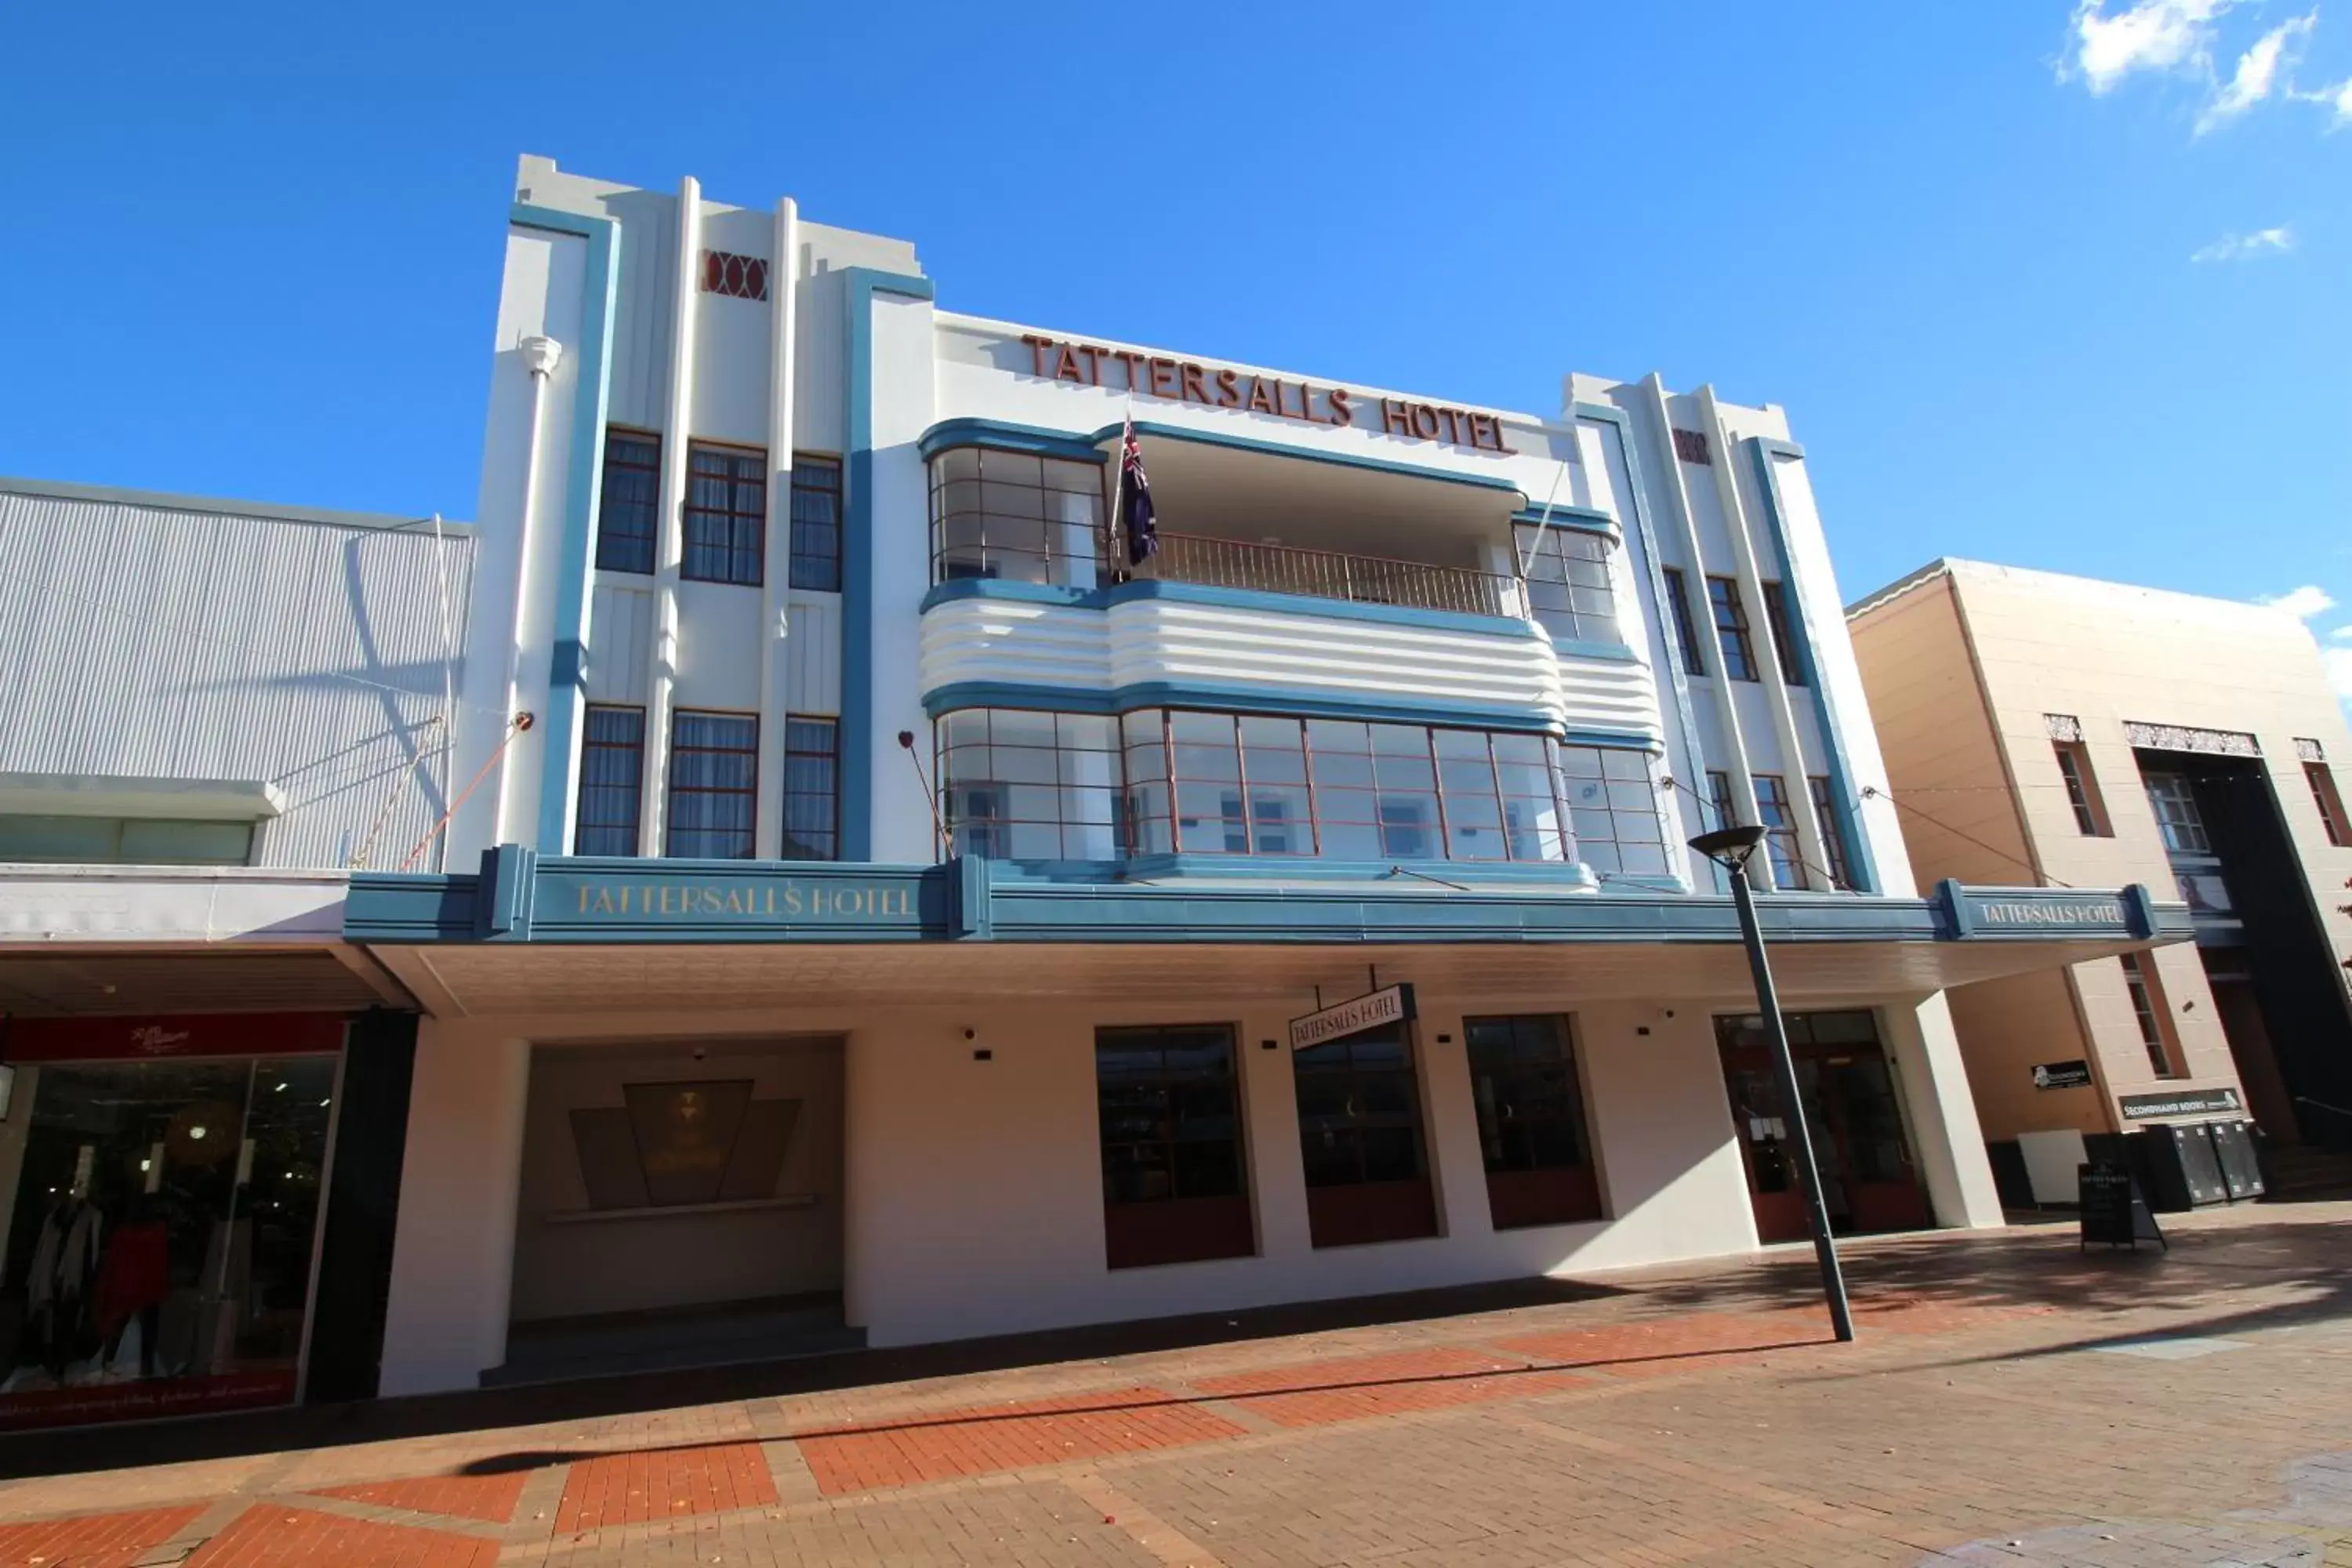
[1849, 560, 2352, 1201]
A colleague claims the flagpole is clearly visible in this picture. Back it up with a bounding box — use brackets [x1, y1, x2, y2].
[1105, 399, 1132, 583]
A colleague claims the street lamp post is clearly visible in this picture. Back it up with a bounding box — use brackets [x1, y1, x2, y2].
[1689, 824, 1856, 1342]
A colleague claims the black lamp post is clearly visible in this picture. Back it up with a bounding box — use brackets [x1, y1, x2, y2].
[1689, 823, 1856, 1342]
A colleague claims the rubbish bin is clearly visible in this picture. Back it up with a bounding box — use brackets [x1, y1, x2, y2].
[2206, 1119, 2266, 1200]
[2136, 1121, 2231, 1211]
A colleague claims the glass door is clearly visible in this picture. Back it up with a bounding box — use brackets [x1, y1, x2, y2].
[1715, 1013, 1928, 1242]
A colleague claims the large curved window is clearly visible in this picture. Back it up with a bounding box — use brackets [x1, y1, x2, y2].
[938, 706, 1669, 875]
[929, 448, 1105, 585]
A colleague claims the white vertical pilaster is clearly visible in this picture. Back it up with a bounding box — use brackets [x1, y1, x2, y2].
[1879, 996, 2005, 1230]
[1638, 375, 1764, 889]
[377, 1026, 532, 1395]
[1697, 385, 1835, 887]
[756, 197, 800, 859]
[638, 176, 703, 858]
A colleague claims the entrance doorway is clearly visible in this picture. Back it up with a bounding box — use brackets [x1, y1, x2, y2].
[501, 1036, 850, 1384]
[1715, 1011, 1929, 1243]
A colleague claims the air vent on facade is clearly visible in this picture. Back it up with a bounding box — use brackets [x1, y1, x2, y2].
[700, 249, 770, 301]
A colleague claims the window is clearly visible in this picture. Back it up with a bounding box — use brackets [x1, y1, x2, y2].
[2143, 771, 2209, 855]
[699, 249, 769, 300]
[683, 444, 765, 586]
[789, 455, 842, 592]
[1292, 1020, 1438, 1247]
[780, 717, 839, 860]
[1465, 1014, 1602, 1229]
[1707, 576, 1757, 681]
[1661, 566, 1706, 677]
[0, 815, 253, 866]
[1671, 427, 1711, 465]
[940, 710, 1122, 860]
[2053, 740, 2110, 836]
[1809, 776, 1854, 890]
[1514, 525, 1619, 644]
[1704, 769, 1739, 891]
[2120, 953, 2179, 1077]
[1095, 1024, 1253, 1269]
[1751, 774, 1806, 890]
[1760, 582, 1806, 685]
[594, 431, 660, 574]
[666, 711, 757, 858]
[1555, 746, 1669, 877]
[575, 704, 646, 855]
[929, 448, 1104, 586]
[2303, 760, 2350, 848]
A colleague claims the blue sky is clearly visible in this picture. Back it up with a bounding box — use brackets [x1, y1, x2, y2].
[2, 2, 2346, 668]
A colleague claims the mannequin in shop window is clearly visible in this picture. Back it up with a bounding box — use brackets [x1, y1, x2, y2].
[96, 1196, 169, 1380]
[13, 1192, 103, 1383]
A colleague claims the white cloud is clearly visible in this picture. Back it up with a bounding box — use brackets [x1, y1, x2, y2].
[2066, 0, 2241, 93]
[2288, 73, 2352, 123]
[2260, 584, 2336, 618]
[2332, 625, 2352, 640]
[2324, 647, 2352, 703]
[2198, 11, 2317, 129]
[2192, 225, 2296, 260]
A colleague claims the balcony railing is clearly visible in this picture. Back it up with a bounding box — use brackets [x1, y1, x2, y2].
[1109, 529, 1519, 618]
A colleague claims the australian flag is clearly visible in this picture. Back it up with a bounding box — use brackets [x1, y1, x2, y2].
[1120, 421, 1157, 567]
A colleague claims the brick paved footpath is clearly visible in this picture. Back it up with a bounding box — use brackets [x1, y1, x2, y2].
[0, 1203, 2346, 1566]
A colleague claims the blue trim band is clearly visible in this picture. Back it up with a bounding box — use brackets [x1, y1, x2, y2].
[918, 418, 1110, 464]
[842, 266, 938, 863]
[1746, 436, 1878, 893]
[514, 202, 622, 855]
[920, 575, 1550, 641]
[1575, 402, 1711, 865]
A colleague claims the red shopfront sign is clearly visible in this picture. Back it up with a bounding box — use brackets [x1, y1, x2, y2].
[2, 1013, 348, 1064]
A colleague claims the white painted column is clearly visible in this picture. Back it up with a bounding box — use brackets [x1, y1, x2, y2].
[1637, 375, 1766, 890]
[637, 176, 703, 858]
[377, 1025, 532, 1395]
[1238, 1007, 1312, 1263]
[1878, 995, 2005, 1229]
[756, 196, 800, 859]
[490, 337, 564, 848]
[1415, 1006, 1493, 1244]
[1697, 386, 1836, 888]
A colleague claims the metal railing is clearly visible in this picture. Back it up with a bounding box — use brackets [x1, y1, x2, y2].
[1113, 528, 1519, 619]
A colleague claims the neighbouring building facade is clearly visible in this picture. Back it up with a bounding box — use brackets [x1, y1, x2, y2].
[0, 476, 471, 1428]
[1848, 559, 2352, 1206]
[336, 157, 2187, 1399]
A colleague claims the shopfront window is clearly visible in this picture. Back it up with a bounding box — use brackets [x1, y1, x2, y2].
[938, 706, 1669, 873]
[1465, 1014, 1602, 1229]
[1291, 1022, 1438, 1247]
[1094, 1025, 1252, 1269]
[0, 1045, 339, 1430]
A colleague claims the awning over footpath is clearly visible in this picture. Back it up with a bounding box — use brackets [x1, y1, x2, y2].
[340, 849, 2187, 1018]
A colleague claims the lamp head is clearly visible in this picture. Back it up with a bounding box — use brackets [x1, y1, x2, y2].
[1688, 823, 1767, 867]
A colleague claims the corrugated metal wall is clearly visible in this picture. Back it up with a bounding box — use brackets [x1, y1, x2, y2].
[0, 488, 477, 870]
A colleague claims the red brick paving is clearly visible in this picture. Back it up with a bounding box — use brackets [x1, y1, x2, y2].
[0, 1504, 202, 1568]
[551, 1441, 776, 1532]
[307, 1470, 529, 1523]
[794, 1386, 1247, 1495]
[184, 1505, 495, 1567]
[1192, 1346, 1588, 1427]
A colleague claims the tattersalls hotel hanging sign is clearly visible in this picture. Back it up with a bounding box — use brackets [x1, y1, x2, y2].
[1018, 336, 1515, 455]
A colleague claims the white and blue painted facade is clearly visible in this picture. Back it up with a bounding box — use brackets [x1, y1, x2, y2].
[352, 158, 2188, 1396]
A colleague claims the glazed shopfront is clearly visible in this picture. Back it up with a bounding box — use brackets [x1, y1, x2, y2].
[0, 1011, 405, 1431]
[349, 852, 2188, 1397]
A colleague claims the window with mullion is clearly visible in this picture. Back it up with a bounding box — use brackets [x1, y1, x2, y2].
[683, 444, 766, 586]
[666, 710, 757, 858]
[1515, 525, 1620, 644]
[575, 704, 646, 855]
[1707, 576, 1758, 681]
[1292, 1025, 1428, 1190]
[1097, 1023, 1253, 1269]
[1751, 773, 1806, 890]
[1808, 775, 1854, 890]
[1760, 582, 1806, 685]
[1661, 566, 1706, 677]
[789, 455, 842, 591]
[594, 432, 660, 574]
[780, 717, 839, 861]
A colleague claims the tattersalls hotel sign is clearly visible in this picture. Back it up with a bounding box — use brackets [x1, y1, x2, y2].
[1018, 336, 1516, 454]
